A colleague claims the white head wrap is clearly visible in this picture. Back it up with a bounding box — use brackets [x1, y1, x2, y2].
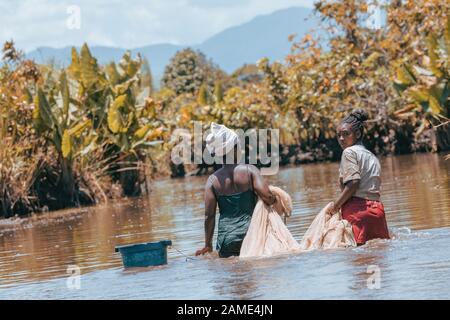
[206, 122, 240, 157]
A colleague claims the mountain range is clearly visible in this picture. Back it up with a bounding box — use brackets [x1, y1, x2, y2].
[26, 7, 322, 86]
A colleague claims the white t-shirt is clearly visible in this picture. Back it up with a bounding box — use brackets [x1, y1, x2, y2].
[339, 144, 381, 201]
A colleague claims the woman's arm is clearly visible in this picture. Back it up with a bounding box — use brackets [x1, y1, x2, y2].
[331, 148, 360, 213]
[331, 179, 360, 213]
[248, 165, 277, 206]
[195, 177, 217, 256]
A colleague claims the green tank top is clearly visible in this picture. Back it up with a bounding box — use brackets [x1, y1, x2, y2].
[214, 185, 257, 258]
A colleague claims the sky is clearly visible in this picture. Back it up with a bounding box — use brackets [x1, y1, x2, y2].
[1, 0, 315, 53]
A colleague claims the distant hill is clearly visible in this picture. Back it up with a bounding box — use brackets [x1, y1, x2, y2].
[196, 7, 320, 72]
[26, 7, 322, 86]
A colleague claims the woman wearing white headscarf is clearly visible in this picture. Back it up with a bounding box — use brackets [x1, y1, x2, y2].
[195, 123, 278, 258]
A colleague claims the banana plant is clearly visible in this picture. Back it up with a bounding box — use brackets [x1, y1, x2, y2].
[68, 44, 109, 130]
[34, 43, 167, 199]
[394, 16, 450, 122]
[68, 45, 164, 158]
[33, 70, 93, 206]
[393, 16, 450, 150]
[105, 51, 165, 154]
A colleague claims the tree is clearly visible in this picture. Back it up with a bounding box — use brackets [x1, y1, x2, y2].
[0, 41, 42, 216]
[394, 16, 450, 151]
[231, 64, 264, 84]
[284, 0, 450, 155]
[141, 57, 154, 96]
[214, 81, 223, 103]
[197, 84, 208, 105]
[161, 48, 226, 95]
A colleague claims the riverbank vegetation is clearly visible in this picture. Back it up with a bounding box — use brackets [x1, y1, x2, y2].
[1, 0, 449, 217]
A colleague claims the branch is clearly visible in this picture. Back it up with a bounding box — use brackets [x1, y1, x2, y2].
[434, 119, 450, 128]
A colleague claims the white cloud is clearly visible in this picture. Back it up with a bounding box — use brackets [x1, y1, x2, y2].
[0, 0, 315, 52]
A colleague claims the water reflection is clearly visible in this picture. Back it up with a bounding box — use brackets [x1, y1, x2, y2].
[209, 259, 258, 299]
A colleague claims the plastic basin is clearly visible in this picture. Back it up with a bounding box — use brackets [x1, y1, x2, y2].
[115, 240, 172, 268]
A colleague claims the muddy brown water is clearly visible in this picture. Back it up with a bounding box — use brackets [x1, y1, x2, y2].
[0, 153, 449, 299]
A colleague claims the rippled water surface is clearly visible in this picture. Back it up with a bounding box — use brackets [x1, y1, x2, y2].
[0, 153, 449, 299]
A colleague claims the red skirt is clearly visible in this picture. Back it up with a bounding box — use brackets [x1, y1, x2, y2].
[341, 197, 390, 245]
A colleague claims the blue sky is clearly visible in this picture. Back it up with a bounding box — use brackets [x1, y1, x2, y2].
[1, 0, 315, 52]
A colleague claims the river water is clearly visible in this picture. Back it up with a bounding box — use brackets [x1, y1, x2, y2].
[0, 153, 449, 299]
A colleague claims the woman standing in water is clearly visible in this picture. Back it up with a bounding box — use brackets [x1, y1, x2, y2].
[328, 109, 390, 245]
[195, 123, 278, 258]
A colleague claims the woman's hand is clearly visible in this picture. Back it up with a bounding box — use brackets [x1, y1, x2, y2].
[331, 179, 360, 216]
[195, 246, 212, 256]
[325, 201, 338, 216]
[271, 194, 285, 216]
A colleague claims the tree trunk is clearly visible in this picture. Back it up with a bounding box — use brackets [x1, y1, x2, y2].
[119, 154, 141, 197]
[59, 156, 76, 208]
[435, 123, 450, 152]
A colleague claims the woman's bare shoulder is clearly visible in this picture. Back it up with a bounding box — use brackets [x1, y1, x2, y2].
[245, 164, 260, 175]
[232, 164, 256, 175]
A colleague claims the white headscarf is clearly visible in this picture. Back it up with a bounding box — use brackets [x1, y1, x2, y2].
[206, 122, 240, 157]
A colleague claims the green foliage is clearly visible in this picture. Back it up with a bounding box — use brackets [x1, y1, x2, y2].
[30, 43, 167, 206]
[162, 48, 226, 95]
[214, 81, 223, 103]
[141, 57, 155, 95]
[394, 16, 450, 122]
[197, 84, 208, 105]
[231, 64, 263, 84]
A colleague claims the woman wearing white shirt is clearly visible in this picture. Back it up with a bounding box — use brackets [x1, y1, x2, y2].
[328, 109, 390, 245]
